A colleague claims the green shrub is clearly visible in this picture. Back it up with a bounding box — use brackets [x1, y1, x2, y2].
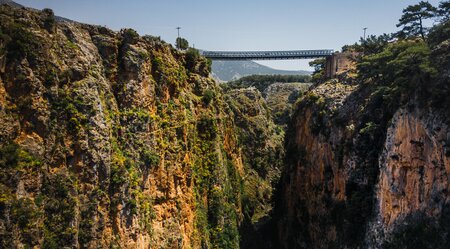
[53, 90, 89, 133]
[0, 143, 42, 170]
[44, 68, 58, 87]
[176, 37, 189, 50]
[202, 89, 216, 106]
[359, 122, 379, 136]
[42, 8, 56, 33]
[309, 58, 326, 82]
[0, 28, 11, 56]
[186, 47, 200, 71]
[11, 198, 40, 230]
[122, 28, 139, 44]
[10, 198, 41, 246]
[0, 143, 20, 168]
[127, 199, 138, 215]
[4, 22, 41, 64]
[141, 150, 160, 167]
[197, 116, 218, 140]
[357, 40, 437, 95]
[42, 174, 77, 248]
[110, 146, 128, 186]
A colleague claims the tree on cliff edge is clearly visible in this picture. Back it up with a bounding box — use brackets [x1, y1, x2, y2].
[176, 37, 189, 50]
[436, 0, 450, 21]
[397, 1, 436, 40]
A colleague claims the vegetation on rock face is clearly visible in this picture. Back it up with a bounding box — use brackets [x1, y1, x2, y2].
[1, 17, 42, 65]
[42, 8, 56, 33]
[225, 74, 311, 93]
[0, 5, 243, 249]
[176, 37, 189, 50]
[275, 1, 450, 248]
[309, 58, 326, 82]
[1, 1, 449, 249]
[223, 87, 284, 249]
[0, 4, 292, 248]
[0, 143, 43, 247]
[219, 71, 312, 249]
[185, 47, 211, 77]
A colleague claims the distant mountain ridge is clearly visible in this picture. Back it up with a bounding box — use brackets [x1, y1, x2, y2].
[211, 60, 311, 82]
[0, 0, 76, 23]
[0, 0, 22, 7]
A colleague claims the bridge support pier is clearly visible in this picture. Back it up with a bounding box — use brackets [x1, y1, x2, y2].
[325, 51, 357, 78]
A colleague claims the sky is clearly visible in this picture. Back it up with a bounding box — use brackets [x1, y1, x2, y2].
[15, 0, 442, 71]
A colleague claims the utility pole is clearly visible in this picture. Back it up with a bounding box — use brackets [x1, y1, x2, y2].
[176, 27, 181, 49]
[363, 27, 368, 40]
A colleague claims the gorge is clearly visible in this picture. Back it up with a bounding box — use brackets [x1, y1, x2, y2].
[0, 1, 450, 248]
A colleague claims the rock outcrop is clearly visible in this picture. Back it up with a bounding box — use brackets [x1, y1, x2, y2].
[0, 5, 243, 248]
[275, 31, 450, 248]
[276, 79, 450, 248]
[264, 82, 311, 125]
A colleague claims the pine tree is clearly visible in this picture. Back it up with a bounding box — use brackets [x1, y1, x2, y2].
[176, 37, 189, 50]
[397, 1, 437, 40]
[436, 0, 450, 21]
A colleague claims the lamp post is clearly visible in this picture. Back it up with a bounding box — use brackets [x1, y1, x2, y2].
[176, 27, 181, 49]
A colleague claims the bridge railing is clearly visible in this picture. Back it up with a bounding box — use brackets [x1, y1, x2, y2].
[200, 49, 333, 60]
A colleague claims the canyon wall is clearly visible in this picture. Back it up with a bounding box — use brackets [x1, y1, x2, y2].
[275, 35, 450, 248]
[0, 5, 246, 248]
[2, 3, 449, 249]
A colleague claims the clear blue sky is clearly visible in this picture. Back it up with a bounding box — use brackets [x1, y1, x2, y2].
[15, 0, 441, 70]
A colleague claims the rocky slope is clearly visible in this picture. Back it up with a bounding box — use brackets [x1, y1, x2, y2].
[275, 22, 450, 248]
[264, 83, 311, 125]
[0, 5, 248, 248]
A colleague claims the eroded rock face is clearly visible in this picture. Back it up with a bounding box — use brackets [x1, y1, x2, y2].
[275, 78, 450, 248]
[276, 81, 361, 249]
[0, 5, 243, 248]
[379, 108, 449, 225]
[368, 107, 450, 248]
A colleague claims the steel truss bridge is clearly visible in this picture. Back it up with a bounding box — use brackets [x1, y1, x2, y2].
[200, 49, 334, 60]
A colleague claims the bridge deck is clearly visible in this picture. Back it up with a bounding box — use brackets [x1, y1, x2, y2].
[201, 49, 333, 60]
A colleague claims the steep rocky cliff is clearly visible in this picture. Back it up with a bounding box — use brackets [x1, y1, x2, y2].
[275, 20, 450, 248]
[2, 2, 449, 249]
[221, 78, 312, 248]
[0, 5, 246, 248]
[223, 87, 284, 248]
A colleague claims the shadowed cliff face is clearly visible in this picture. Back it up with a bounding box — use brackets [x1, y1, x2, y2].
[275, 27, 450, 248]
[276, 80, 450, 248]
[0, 5, 245, 248]
[224, 87, 284, 249]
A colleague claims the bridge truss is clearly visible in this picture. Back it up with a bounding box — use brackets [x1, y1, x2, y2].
[200, 49, 334, 60]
